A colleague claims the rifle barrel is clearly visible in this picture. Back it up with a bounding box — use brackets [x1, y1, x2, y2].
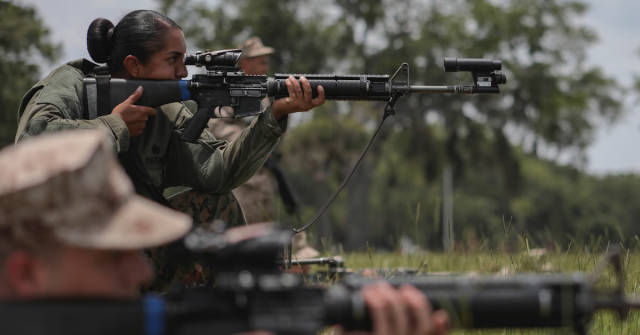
[400, 85, 473, 94]
[593, 295, 640, 311]
[399, 85, 500, 94]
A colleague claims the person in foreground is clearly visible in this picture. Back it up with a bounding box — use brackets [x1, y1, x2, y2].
[0, 129, 448, 335]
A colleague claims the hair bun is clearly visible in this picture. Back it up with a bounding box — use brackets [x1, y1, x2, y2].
[87, 18, 115, 63]
[106, 26, 115, 45]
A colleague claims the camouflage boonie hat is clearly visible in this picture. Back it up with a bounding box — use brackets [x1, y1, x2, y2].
[0, 130, 191, 249]
[239, 37, 274, 58]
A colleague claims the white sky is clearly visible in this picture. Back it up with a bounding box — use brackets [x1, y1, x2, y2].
[17, 0, 640, 175]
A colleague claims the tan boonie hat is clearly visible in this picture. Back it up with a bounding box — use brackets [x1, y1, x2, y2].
[0, 130, 191, 249]
[292, 231, 319, 260]
[239, 37, 275, 58]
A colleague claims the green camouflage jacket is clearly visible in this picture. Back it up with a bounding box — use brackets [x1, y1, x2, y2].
[15, 59, 287, 228]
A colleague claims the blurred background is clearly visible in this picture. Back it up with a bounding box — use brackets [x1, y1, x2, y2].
[4, 0, 640, 252]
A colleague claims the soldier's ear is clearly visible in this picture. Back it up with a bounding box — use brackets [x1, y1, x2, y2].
[4, 251, 46, 297]
[123, 55, 143, 78]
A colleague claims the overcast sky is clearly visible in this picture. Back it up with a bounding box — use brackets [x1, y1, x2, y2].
[18, 0, 640, 175]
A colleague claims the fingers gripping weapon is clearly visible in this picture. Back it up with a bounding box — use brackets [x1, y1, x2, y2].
[83, 49, 506, 142]
[346, 248, 640, 334]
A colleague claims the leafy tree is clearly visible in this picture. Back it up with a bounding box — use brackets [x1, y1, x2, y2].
[156, 0, 627, 250]
[0, 1, 60, 148]
[159, 0, 346, 73]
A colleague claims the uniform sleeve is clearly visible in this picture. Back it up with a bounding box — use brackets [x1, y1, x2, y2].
[162, 105, 288, 193]
[15, 102, 131, 153]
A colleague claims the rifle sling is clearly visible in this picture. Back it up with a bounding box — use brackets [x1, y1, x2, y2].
[95, 74, 111, 117]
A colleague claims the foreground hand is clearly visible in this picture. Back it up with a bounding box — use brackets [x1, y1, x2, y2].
[111, 86, 157, 137]
[271, 76, 325, 120]
[343, 282, 449, 335]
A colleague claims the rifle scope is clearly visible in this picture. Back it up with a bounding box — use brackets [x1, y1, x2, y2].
[184, 49, 242, 70]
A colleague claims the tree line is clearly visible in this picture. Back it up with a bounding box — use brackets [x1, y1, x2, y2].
[2, 0, 638, 251]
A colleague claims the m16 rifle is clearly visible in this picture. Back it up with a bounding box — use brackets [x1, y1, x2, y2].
[1, 225, 638, 335]
[83, 49, 507, 233]
[83, 49, 506, 142]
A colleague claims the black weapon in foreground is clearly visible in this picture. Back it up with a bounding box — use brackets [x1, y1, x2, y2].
[83, 49, 506, 142]
[1, 225, 639, 335]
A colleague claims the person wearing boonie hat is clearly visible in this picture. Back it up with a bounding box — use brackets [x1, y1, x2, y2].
[0, 129, 191, 298]
[238, 36, 275, 75]
[0, 130, 450, 335]
[208, 36, 280, 224]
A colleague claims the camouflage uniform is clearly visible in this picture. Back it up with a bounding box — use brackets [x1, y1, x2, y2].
[208, 114, 277, 223]
[208, 37, 278, 223]
[15, 59, 287, 288]
[15, 59, 287, 228]
[207, 37, 320, 259]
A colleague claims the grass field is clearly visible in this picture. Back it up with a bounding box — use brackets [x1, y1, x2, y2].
[325, 248, 640, 334]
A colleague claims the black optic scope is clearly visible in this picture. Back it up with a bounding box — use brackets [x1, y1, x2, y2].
[443, 57, 502, 72]
[443, 57, 507, 88]
[184, 49, 242, 71]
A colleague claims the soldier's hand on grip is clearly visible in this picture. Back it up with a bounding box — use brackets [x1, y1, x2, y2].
[111, 86, 157, 137]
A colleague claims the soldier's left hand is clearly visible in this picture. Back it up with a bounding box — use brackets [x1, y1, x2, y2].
[340, 282, 450, 335]
[271, 76, 325, 119]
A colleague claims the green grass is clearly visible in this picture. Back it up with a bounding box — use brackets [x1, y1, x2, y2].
[320, 250, 640, 335]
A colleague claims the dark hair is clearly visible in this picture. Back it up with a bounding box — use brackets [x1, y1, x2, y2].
[87, 10, 181, 74]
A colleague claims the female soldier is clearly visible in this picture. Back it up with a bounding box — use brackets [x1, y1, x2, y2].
[15, 9, 326, 287]
[15, 10, 324, 227]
